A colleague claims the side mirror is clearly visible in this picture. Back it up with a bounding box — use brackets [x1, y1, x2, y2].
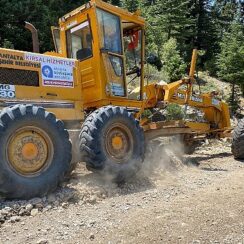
[146, 53, 163, 71]
[76, 48, 92, 61]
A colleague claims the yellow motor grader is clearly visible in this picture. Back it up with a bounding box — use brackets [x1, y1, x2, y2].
[0, 0, 241, 199]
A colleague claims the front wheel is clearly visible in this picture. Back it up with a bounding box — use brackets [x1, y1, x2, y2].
[79, 106, 145, 182]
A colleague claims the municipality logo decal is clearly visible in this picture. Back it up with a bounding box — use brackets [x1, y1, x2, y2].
[42, 65, 53, 78]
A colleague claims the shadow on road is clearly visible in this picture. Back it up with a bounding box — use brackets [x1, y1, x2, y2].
[200, 167, 228, 172]
[184, 152, 232, 165]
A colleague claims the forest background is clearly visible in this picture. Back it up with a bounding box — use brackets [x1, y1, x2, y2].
[0, 0, 243, 113]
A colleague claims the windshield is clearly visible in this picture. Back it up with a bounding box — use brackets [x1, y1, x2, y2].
[96, 8, 122, 54]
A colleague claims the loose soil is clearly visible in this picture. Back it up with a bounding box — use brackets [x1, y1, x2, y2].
[1, 139, 244, 244]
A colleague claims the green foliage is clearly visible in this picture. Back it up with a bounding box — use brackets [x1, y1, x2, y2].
[190, 0, 219, 62]
[143, 0, 195, 58]
[217, 21, 244, 113]
[0, 0, 86, 52]
[205, 0, 243, 74]
[0, 0, 243, 104]
[227, 84, 242, 115]
[141, 109, 152, 119]
[145, 64, 167, 83]
[122, 0, 140, 12]
[160, 38, 187, 82]
[217, 22, 244, 86]
[1, 39, 14, 49]
[165, 104, 184, 121]
[204, 57, 218, 76]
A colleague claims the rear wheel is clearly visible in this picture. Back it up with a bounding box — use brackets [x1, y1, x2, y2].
[232, 118, 244, 159]
[79, 106, 145, 182]
[0, 104, 72, 199]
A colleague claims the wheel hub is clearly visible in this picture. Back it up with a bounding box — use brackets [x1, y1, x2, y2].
[112, 136, 123, 150]
[22, 142, 39, 160]
[7, 127, 53, 176]
[105, 123, 133, 163]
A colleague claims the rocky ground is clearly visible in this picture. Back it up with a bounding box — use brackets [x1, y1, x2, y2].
[0, 138, 244, 243]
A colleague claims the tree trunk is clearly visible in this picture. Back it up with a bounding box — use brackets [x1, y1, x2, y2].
[231, 82, 235, 115]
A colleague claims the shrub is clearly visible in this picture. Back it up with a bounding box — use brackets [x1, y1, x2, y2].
[165, 104, 184, 121]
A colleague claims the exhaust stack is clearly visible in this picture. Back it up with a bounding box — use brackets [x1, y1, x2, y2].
[24, 21, 40, 53]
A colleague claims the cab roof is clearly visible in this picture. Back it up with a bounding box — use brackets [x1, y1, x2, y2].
[60, 0, 145, 27]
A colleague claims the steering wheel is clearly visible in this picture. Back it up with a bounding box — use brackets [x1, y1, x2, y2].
[126, 66, 140, 76]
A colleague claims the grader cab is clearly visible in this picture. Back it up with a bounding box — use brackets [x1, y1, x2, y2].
[51, 0, 146, 109]
[0, 0, 242, 199]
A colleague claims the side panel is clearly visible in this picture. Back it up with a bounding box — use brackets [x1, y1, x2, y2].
[0, 48, 83, 121]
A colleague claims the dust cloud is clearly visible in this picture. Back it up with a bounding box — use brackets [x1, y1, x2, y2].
[67, 136, 187, 205]
[140, 137, 186, 178]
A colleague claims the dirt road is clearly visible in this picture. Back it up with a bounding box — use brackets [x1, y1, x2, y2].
[1, 139, 244, 244]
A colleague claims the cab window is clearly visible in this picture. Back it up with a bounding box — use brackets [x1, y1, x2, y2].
[124, 29, 142, 73]
[96, 8, 122, 54]
[66, 21, 92, 60]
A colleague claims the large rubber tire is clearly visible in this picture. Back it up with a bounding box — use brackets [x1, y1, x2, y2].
[79, 106, 145, 182]
[0, 104, 72, 199]
[232, 118, 244, 159]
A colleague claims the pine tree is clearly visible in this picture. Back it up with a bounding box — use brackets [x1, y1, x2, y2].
[212, 0, 241, 34]
[189, 0, 219, 68]
[203, 0, 243, 74]
[217, 22, 244, 113]
[217, 22, 244, 86]
[161, 38, 187, 82]
[155, 0, 194, 41]
[143, 0, 195, 59]
[122, 0, 140, 12]
[0, 0, 86, 52]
